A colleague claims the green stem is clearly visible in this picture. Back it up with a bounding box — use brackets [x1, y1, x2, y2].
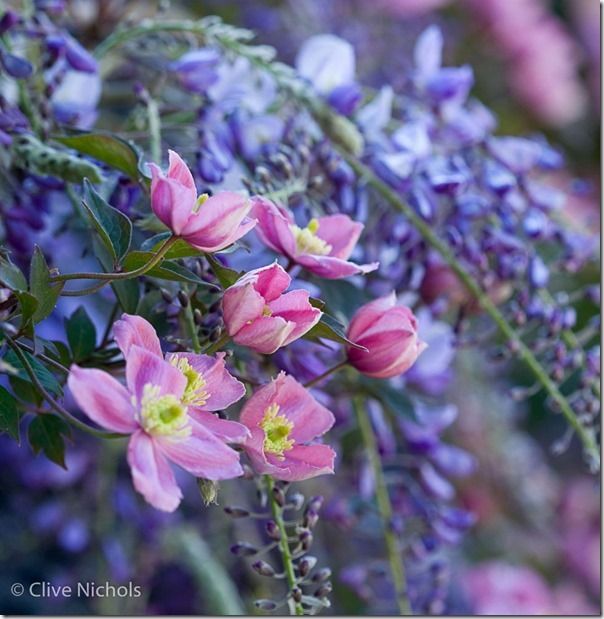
[146, 96, 162, 164]
[304, 360, 348, 388]
[204, 332, 230, 355]
[5, 338, 126, 440]
[265, 475, 304, 616]
[341, 155, 599, 467]
[354, 398, 412, 616]
[51, 236, 177, 283]
[182, 302, 202, 353]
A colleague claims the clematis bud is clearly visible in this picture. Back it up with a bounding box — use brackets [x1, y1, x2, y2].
[346, 293, 427, 379]
[222, 263, 321, 355]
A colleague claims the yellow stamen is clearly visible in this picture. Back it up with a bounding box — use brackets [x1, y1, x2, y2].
[260, 403, 294, 458]
[291, 218, 332, 256]
[139, 384, 190, 439]
[193, 193, 210, 213]
[169, 356, 209, 407]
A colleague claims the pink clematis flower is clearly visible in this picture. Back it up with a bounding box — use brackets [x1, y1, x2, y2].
[251, 197, 378, 279]
[222, 262, 322, 354]
[67, 314, 249, 512]
[240, 373, 336, 481]
[346, 293, 427, 378]
[112, 313, 248, 443]
[149, 150, 256, 252]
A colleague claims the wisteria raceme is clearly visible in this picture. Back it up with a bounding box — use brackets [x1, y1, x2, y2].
[0, 1, 599, 617]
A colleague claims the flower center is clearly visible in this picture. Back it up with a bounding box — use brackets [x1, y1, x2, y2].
[192, 193, 209, 214]
[169, 357, 209, 407]
[291, 218, 332, 256]
[260, 403, 294, 458]
[139, 384, 191, 439]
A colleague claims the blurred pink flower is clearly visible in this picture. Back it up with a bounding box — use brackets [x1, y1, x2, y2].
[346, 293, 426, 378]
[149, 150, 256, 251]
[113, 313, 248, 443]
[462, 562, 554, 615]
[468, 0, 587, 127]
[222, 262, 322, 354]
[251, 197, 378, 279]
[240, 372, 336, 481]
[68, 346, 245, 512]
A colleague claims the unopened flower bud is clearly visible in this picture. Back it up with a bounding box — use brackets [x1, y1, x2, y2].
[254, 599, 278, 611]
[265, 520, 281, 541]
[230, 542, 258, 556]
[272, 486, 286, 507]
[224, 506, 250, 518]
[298, 556, 317, 577]
[252, 560, 276, 577]
[177, 290, 189, 307]
[312, 568, 332, 583]
[314, 582, 332, 598]
[291, 586, 303, 603]
[287, 492, 305, 510]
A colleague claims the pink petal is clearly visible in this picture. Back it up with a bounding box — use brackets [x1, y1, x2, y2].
[251, 197, 297, 257]
[268, 373, 335, 442]
[126, 345, 186, 403]
[222, 281, 265, 336]
[128, 430, 182, 512]
[68, 365, 136, 433]
[188, 409, 250, 443]
[268, 289, 322, 344]
[181, 192, 254, 251]
[113, 313, 163, 358]
[296, 254, 379, 279]
[157, 418, 244, 479]
[252, 262, 291, 301]
[149, 170, 196, 236]
[233, 315, 296, 354]
[167, 150, 196, 190]
[243, 426, 284, 476]
[347, 292, 397, 342]
[165, 352, 245, 411]
[314, 214, 364, 259]
[275, 443, 336, 481]
[240, 378, 281, 429]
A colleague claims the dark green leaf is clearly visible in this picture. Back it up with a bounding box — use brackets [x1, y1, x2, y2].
[66, 306, 97, 361]
[4, 348, 63, 396]
[205, 253, 242, 288]
[29, 246, 64, 323]
[54, 132, 142, 181]
[0, 386, 20, 442]
[0, 255, 27, 290]
[123, 251, 216, 287]
[305, 313, 365, 349]
[15, 291, 38, 337]
[142, 234, 203, 260]
[28, 414, 70, 468]
[82, 179, 132, 262]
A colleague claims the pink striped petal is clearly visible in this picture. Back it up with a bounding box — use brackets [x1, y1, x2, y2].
[252, 262, 291, 301]
[251, 197, 297, 257]
[68, 365, 136, 433]
[233, 315, 296, 354]
[126, 345, 186, 402]
[189, 409, 250, 443]
[275, 443, 336, 481]
[296, 254, 379, 279]
[268, 289, 322, 343]
[149, 167, 196, 235]
[347, 293, 397, 341]
[127, 430, 182, 512]
[314, 214, 364, 259]
[222, 281, 265, 336]
[113, 313, 163, 358]
[157, 418, 244, 479]
[167, 150, 196, 190]
[165, 352, 245, 411]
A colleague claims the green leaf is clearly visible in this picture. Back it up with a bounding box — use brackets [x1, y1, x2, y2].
[0, 255, 27, 291]
[15, 291, 38, 337]
[123, 251, 215, 286]
[141, 234, 203, 260]
[4, 348, 63, 396]
[66, 306, 97, 361]
[29, 246, 64, 323]
[28, 414, 71, 468]
[205, 253, 242, 288]
[54, 132, 143, 181]
[82, 179, 132, 262]
[305, 313, 365, 349]
[0, 386, 20, 442]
